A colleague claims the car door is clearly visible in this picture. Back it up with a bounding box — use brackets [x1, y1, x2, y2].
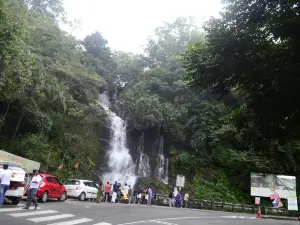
[83, 182, 92, 198]
[53, 177, 63, 198]
[45, 176, 56, 198]
[89, 182, 98, 199]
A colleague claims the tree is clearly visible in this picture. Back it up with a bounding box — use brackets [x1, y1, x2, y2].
[182, 0, 300, 144]
[145, 17, 205, 68]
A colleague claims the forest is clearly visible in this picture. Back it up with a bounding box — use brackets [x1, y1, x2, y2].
[0, 0, 299, 205]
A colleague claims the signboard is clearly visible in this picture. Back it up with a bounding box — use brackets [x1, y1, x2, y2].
[251, 173, 296, 199]
[0, 150, 40, 172]
[176, 175, 185, 187]
[255, 197, 261, 205]
[288, 192, 298, 211]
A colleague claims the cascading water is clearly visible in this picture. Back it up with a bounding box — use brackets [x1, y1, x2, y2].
[99, 92, 136, 186]
[154, 136, 169, 184]
[136, 132, 151, 177]
[163, 158, 169, 184]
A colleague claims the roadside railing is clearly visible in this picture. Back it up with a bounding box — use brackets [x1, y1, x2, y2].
[154, 194, 295, 217]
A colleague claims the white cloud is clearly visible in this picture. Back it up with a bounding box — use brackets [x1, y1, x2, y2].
[62, 0, 222, 53]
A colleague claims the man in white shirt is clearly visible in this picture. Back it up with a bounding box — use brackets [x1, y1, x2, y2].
[0, 164, 13, 207]
[23, 169, 42, 210]
[123, 183, 129, 195]
[184, 192, 190, 208]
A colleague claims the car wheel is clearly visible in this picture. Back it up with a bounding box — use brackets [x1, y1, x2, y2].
[78, 192, 85, 201]
[58, 192, 67, 202]
[41, 191, 48, 203]
[11, 198, 20, 205]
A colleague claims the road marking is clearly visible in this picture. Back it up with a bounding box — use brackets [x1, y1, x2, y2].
[8, 210, 57, 217]
[47, 218, 93, 225]
[0, 207, 25, 212]
[28, 214, 75, 222]
[149, 220, 177, 225]
[94, 223, 112, 225]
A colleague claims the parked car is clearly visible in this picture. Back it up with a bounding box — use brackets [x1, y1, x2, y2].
[64, 179, 98, 201]
[25, 173, 67, 203]
[0, 161, 28, 205]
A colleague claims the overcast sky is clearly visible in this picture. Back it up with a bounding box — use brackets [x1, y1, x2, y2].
[62, 0, 222, 53]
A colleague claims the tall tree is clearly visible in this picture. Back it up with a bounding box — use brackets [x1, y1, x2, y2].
[182, 0, 300, 144]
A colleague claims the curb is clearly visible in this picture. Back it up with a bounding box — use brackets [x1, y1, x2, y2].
[262, 216, 298, 221]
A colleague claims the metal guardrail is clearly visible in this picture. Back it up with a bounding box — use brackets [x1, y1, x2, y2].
[154, 194, 296, 217]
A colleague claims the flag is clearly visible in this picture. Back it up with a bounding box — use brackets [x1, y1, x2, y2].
[58, 164, 63, 171]
[74, 161, 79, 169]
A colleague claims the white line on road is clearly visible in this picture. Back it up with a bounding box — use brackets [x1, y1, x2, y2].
[8, 210, 57, 217]
[0, 207, 25, 212]
[28, 214, 75, 222]
[94, 223, 112, 225]
[116, 217, 216, 225]
[149, 220, 177, 225]
[47, 218, 93, 225]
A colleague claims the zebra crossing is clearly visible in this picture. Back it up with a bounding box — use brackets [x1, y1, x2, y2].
[0, 205, 112, 225]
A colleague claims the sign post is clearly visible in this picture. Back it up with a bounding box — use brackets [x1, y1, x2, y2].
[176, 175, 185, 188]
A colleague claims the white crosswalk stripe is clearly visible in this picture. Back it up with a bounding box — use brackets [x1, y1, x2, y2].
[8, 210, 57, 217]
[28, 214, 75, 222]
[47, 218, 94, 225]
[0, 207, 25, 212]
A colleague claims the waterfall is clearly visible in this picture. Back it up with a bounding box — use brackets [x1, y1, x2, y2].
[99, 92, 136, 186]
[136, 132, 151, 177]
[154, 136, 168, 184]
[163, 158, 169, 184]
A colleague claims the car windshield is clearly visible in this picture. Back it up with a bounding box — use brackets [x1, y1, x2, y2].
[64, 180, 80, 185]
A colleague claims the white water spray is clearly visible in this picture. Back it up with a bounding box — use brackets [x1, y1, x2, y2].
[136, 132, 151, 177]
[99, 92, 136, 186]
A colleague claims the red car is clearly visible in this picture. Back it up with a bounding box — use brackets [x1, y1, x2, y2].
[25, 173, 67, 203]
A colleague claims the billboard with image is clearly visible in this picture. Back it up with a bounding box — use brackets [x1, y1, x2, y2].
[251, 172, 296, 199]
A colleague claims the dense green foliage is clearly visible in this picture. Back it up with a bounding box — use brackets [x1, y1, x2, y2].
[0, 0, 109, 179]
[1, 0, 299, 205]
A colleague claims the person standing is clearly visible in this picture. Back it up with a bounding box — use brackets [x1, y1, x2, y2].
[147, 186, 152, 206]
[137, 185, 142, 204]
[104, 182, 111, 202]
[0, 164, 13, 207]
[184, 192, 189, 208]
[168, 189, 173, 207]
[23, 170, 42, 209]
[128, 185, 132, 204]
[123, 183, 129, 195]
[111, 181, 118, 203]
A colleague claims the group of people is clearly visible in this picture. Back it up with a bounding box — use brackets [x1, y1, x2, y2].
[0, 164, 42, 209]
[101, 181, 155, 206]
[168, 189, 190, 208]
[100, 180, 190, 208]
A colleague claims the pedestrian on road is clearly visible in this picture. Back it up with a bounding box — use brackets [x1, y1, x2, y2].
[184, 192, 189, 208]
[0, 164, 13, 207]
[128, 185, 132, 204]
[168, 189, 173, 207]
[24, 169, 42, 210]
[137, 185, 142, 204]
[175, 192, 182, 208]
[147, 187, 152, 206]
[111, 181, 118, 203]
[104, 182, 111, 202]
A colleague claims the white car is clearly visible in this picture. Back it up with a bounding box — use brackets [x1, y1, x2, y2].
[64, 179, 98, 201]
[0, 161, 28, 205]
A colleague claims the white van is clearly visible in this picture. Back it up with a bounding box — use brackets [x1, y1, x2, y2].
[0, 161, 28, 205]
[64, 179, 98, 201]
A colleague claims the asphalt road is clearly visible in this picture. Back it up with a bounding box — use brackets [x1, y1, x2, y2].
[0, 200, 295, 225]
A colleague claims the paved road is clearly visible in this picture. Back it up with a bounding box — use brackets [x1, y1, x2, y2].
[0, 200, 294, 225]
